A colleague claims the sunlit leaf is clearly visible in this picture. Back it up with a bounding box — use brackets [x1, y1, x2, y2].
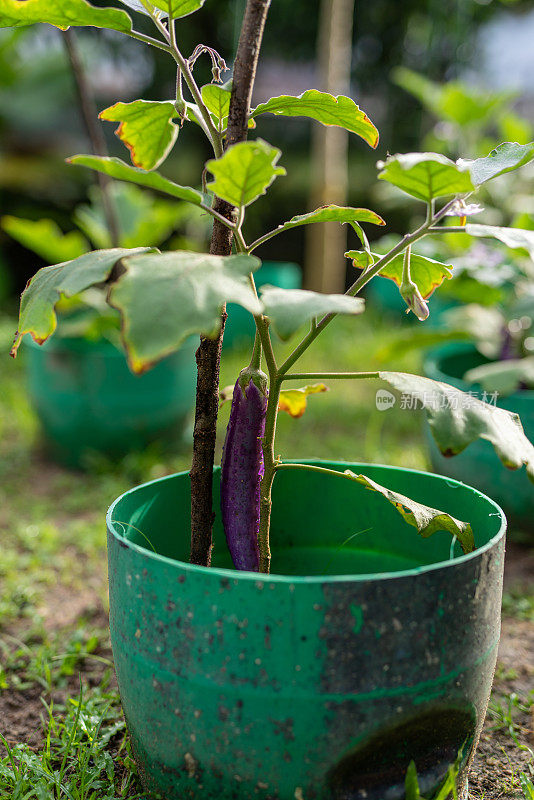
[466, 223, 534, 261]
[348, 250, 453, 299]
[11, 248, 152, 356]
[260, 286, 365, 340]
[458, 141, 534, 186]
[0, 0, 133, 32]
[2, 216, 89, 263]
[377, 152, 474, 202]
[201, 83, 231, 123]
[151, 0, 205, 17]
[68, 155, 205, 206]
[252, 90, 379, 148]
[404, 761, 421, 800]
[206, 139, 285, 208]
[278, 383, 329, 418]
[380, 371, 534, 481]
[100, 101, 178, 171]
[110, 251, 261, 372]
[277, 205, 385, 232]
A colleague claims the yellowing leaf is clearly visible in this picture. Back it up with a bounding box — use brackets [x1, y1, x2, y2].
[278, 383, 329, 418]
[100, 101, 178, 171]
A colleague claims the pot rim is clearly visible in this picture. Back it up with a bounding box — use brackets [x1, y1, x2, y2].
[107, 460, 506, 584]
[423, 341, 534, 401]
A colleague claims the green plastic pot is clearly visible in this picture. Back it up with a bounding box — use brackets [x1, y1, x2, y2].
[24, 335, 197, 467]
[423, 342, 534, 530]
[107, 460, 505, 800]
[224, 260, 301, 349]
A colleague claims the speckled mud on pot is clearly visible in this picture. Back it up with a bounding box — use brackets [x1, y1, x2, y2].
[106, 460, 506, 800]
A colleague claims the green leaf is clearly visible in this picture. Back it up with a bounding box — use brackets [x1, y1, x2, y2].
[347, 472, 475, 554]
[347, 250, 453, 299]
[260, 286, 365, 341]
[466, 224, 534, 261]
[459, 142, 534, 186]
[393, 68, 511, 128]
[100, 101, 178, 171]
[201, 83, 231, 123]
[68, 155, 205, 206]
[380, 371, 534, 482]
[252, 90, 379, 148]
[11, 248, 152, 356]
[150, 0, 205, 17]
[2, 216, 89, 263]
[404, 760, 421, 800]
[279, 205, 385, 231]
[0, 0, 132, 32]
[110, 251, 261, 372]
[520, 773, 534, 800]
[206, 139, 286, 208]
[73, 182, 195, 249]
[464, 358, 534, 396]
[377, 153, 474, 202]
[278, 383, 329, 418]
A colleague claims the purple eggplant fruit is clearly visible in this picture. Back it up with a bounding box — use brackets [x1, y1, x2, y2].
[220, 367, 268, 571]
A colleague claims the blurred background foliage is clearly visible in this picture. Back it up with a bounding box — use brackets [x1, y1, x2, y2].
[0, 0, 533, 304]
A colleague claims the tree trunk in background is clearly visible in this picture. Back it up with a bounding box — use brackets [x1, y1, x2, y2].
[305, 0, 355, 293]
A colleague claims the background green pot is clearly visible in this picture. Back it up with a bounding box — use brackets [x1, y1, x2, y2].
[423, 342, 534, 531]
[25, 335, 197, 467]
[107, 460, 505, 800]
[223, 260, 301, 349]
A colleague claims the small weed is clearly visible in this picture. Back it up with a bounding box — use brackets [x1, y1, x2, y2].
[0, 682, 153, 799]
[502, 590, 534, 622]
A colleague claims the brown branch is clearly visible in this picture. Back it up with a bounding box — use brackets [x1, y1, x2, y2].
[63, 29, 121, 248]
[189, 0, 272, 567]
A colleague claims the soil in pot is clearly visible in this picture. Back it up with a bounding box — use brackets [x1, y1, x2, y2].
[107, 460, 505, 800]
[24, 335, 197, 468]
[423, 342, 534, 533]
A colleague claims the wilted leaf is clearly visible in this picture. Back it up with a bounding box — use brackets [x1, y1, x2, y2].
[0, 0, 133, 32]
[11, 248, 152, 356]
[109, 251, 261, 372]
[278, 383, 329, 418]
[459, 141, 534, 186]
[252, 90, 379, 148]
[466, 224, 534, 261]
[348, 250, 453, 299]
[206, 139, 286, 207]
[260, 286, 365, 340]
[68, 155, 205, 206]
[377, 152, 474, 202]
[380, 371, 534, 481]
[2, 216, 88, 263]
[347, 472, 475, 554]
[100, 101, 178, 171]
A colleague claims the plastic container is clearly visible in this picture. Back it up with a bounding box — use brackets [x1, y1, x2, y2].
[25, 335, 197, 467]
[423, 342, 534, 531]
[107, 460, 505, 800]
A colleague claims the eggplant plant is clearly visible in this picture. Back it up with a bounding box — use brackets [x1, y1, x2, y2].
[6, 0, 534, 574]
